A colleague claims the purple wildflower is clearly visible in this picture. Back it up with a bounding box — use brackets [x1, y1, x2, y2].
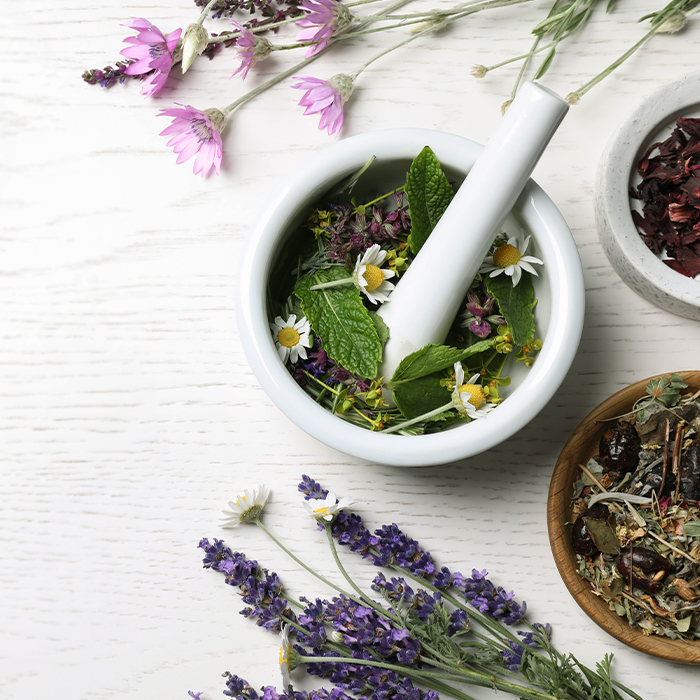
[371, 573, 415, 604]
[297, 597, 328, 648]
[199, 537, 235, 572]
[158, 104, 226, 177]
[371, 523, 436, 576]
[224, 674, 260, 700]
[230, 21, 272, 79]
[292, 74, 354, 137]
[519, 622, 551, 647]
[82, 62, 131, 88]
[458, 569, 527, 625]
[120, 18, 182, 96]
[295, 0, 353, 56]
[188, 693, 204, 700]
[460, 291, 504, 339]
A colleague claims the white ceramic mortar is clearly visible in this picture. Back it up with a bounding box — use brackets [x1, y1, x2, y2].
[237, 128, 585, 466]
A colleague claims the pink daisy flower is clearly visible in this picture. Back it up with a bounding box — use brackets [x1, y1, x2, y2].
[230, 21, 272, 80]
[292, 74, 354, 137]
[120, 18, 182, 97]
[158, 104, 227, 177]
[295, 0, 353, 57]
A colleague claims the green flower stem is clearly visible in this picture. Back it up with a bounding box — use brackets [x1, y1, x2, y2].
[566, 25, 657, 102]
[381, 401, 454, 435]
[353, 186, 405, 213]
[299, 653, 559, 700]
[254, 519, 354, 599]
[255, 518, 398, 622]
[197, 0, 219, 25]
[485, 39, 553, 73]
[324, 524, 403, 624]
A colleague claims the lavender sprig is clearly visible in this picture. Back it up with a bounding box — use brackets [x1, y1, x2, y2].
[196, 479, 645, 700]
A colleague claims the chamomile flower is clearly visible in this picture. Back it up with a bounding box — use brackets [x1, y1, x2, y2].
[279, 624, 299, 690]
[479, 235, 543, 287]
[221, 484, 270, 527]
[270, 314, 311, 363]
[302, 491, 355, 522]
[451, 362, 495, 420]
[353, 244, 396, 304]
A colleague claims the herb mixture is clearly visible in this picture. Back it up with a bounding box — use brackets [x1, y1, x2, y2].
[631, 116, 700, 279]
[570, 374, 700, 640]
[267, 147, 544, 434]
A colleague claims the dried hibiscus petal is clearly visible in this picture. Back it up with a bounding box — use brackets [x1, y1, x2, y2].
[632, 117, 700, 278]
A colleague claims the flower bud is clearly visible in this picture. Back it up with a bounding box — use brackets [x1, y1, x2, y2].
[656, 10, 686, 33]
[181, 23, 209, 73]
[329, 73, 354, 104]
[471, 64, 488, 79]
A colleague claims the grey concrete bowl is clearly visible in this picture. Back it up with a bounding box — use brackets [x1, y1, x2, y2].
[595, 72, 700, 320]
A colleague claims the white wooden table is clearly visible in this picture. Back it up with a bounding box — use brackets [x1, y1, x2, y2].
[2, 2, 700, 697]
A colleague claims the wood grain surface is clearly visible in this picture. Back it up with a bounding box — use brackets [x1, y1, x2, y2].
[548, 371, 700, 664]
[3, 2, 700, 698]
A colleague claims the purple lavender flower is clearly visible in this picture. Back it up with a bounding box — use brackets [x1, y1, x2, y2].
[519, 622, 551, 647]
[371, 523, 436, 576]
[299, 474, 329, 500]
[501, 640, 525, 670]
[458, 569, 526, 625]
[224, 673, 260, 699]
[371, 573, 415, 604]
[199, 539, 294, 631]
[82, 62, 131, 88]
[188, 692, 204, 700]
[448, 608, 469, 636]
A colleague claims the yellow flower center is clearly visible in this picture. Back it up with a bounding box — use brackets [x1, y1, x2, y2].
[279, 647, 288, 665]
[313, 506, 330, 516]
[278, 327, 300, 348]
[362, 264, 385, 291]
[493, 244, 522, 269]
[459, 384, 485, 408]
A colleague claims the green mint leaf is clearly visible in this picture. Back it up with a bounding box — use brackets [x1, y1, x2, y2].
[295, 267, 382, 379]
[390, 340, 493, 385]
[369, 311, 390, 346]
[485, 273, 535, 346]
[405, 146, 455, 254]
[393, 373, 453, 420]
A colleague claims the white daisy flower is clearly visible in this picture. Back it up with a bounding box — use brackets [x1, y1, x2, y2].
[279, 624, 298, 690]
[302, 491, 355, 522]
[221, 484, 271, 527]
[270, 314, 311, 363]
[352, 244, 396, 304]
[479, 235, 543, 287]
[451, 362, 496, 420]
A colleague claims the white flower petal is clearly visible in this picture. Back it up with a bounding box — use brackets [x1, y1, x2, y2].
[518, 260, 539, 276]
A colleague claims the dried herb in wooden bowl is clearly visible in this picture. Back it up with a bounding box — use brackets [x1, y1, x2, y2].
[570, 374, 700, 640]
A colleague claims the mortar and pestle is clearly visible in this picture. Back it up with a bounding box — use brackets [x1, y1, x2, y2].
[237, 82, 585, 467]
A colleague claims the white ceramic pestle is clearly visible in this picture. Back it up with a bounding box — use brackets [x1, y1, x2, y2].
[377, 81, 569, 381]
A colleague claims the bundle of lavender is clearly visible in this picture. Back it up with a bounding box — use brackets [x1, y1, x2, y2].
[83, 0, 698, 177]
[193, 476, 644, 700]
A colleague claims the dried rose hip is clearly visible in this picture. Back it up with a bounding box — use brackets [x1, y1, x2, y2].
[616, 547, 671, 593]
[598, 421, 641, 481]
[571, 503, 610, 556]
[680, 438, 700, 502]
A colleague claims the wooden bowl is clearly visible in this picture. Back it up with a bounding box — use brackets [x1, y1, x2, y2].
[547, 370, 700, 663]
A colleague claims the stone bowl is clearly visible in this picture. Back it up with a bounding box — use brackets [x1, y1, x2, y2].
[548, 370, 700, 663]
[236, 128, 585, 466]
[595, 72, 700, 320]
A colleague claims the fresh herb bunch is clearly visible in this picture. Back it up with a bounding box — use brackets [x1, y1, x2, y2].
[268, 147, 543, 434]
[193, 475, 645, 700]
[571, 374, 700, 640]
[83, 0, 699, 176]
